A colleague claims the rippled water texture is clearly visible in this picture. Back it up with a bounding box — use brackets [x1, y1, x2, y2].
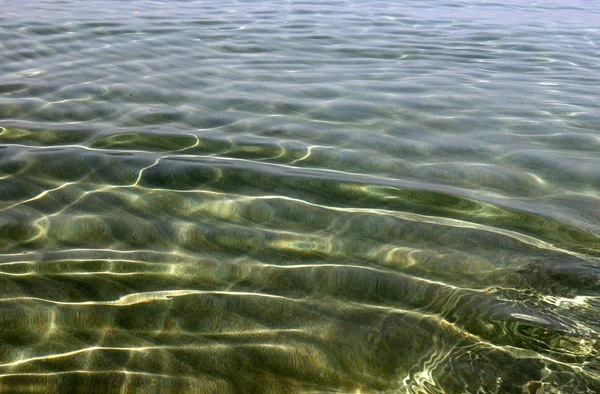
[1, 0, 599, 392]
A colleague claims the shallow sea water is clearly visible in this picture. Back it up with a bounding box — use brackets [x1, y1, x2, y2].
[1, 0, 599, 392]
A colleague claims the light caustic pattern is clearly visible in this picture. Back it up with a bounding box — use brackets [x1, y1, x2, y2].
[1, 0, 600, 392]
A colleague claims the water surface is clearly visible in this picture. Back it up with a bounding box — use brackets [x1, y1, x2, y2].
[1, 0, 599, 392]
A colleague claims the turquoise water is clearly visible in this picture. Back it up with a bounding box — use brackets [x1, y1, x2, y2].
[1, 1, 599, 392]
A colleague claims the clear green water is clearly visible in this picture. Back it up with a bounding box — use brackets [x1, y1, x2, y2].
[1, 1, 599, 392]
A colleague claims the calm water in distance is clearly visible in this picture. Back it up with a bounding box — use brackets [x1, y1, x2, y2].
[0, 0, 599, 392]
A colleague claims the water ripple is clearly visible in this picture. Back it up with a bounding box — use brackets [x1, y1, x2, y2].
[1, 0, 600, 392]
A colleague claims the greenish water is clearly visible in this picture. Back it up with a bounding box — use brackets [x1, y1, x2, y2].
[1, 0, 599, 392]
